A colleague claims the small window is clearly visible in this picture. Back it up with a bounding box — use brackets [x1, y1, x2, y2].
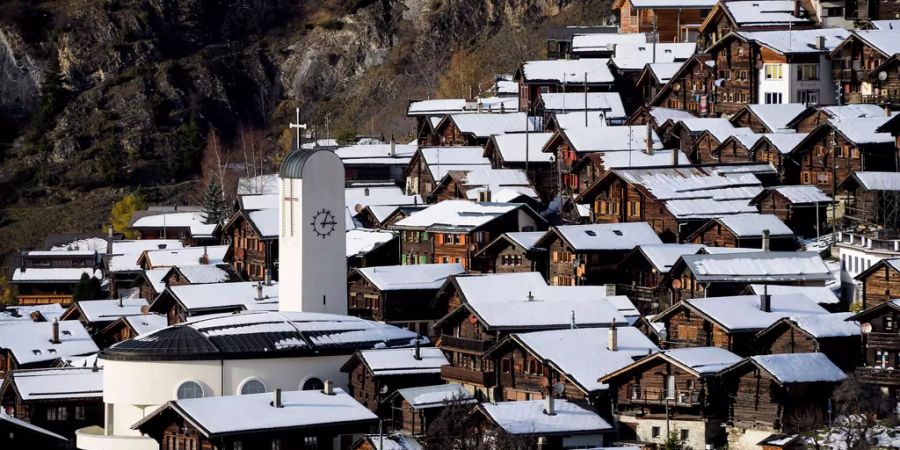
[239, 378, 267, 395]
[176, 381, 205, 400]
[652, 426, 661, 438]
[302, 377, 324, 391]
[681, 429, 690, 441]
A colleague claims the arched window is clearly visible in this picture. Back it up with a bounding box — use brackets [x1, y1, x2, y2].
[239, 378, 266, 395]
[301, 377, 324, 391]
[176, 381, 205, 400]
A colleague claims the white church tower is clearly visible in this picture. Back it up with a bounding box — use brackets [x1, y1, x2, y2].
[278, 123, 347, 315]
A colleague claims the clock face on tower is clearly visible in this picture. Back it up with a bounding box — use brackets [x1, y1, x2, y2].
[310, 209, 337, 238]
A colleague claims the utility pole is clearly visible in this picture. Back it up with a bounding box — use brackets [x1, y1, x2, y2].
[584, 72, 589, 127]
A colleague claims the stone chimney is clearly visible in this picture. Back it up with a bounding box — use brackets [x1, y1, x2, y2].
[264, 268, 272, 286]
[608, 318, 618, 351]
[199, 246, 209, 265]
[272, 388, 283, 408]
[762, 229, 771, 251]
[51, 318, 60, 344]
[323, 380, 335, 396]
[256, 282, 264, 301]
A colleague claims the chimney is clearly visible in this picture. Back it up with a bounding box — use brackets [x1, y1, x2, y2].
[107, 225, 114, 255]
[19, 250, 25, 273]
[570, 310, 576, 330]
[794, 0, 800, 17]
[608, 318, 618, 351]
[477, 100, 484, 113]
[762, 229, 771, 251]
[264, 268, 272, 286]
[199, 246, 209, 264]
[390, 136, 396, 157]
[672, 148, 679, 167]
[91, 357, 99, 373]
[544, 392, 556, 416]
[272, 388, 283, 408]
[364, 187, 370, 197]
[645, 122, 654, 154]
[323, 380, 335, 395]
[760, 284, 771, 312]
[256, 282, 264, 301]
[118, 296, 123, 308]
[527, 291, 534, 302]
[479, 189, 492, 203]
[815, 35, 825, 50]
[51, 318, 60, 344]
[414, 334, 422, 360]
[886, 104, 893, 117]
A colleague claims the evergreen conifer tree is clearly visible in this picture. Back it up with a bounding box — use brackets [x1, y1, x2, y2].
[202, 177, 228, 225]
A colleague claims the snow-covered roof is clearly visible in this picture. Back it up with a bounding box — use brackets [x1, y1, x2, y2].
[420, 146, 492, 180]
[571, 33, 647, 53]
[0, 321, 99, 365]
[850, 172, 900, 191]
[784, 312, 860, 338]
[750, 353, 846, 383]
[680, 251, 832, 282]
[553, 111, 615, 129]
[664, 347, 743, 375]
[715, 213, 794, 237]
[540, 93, 626, 118]
[346, 185, 422, 213]
[853, 30, 900, 57]
[637, 244, 706, 273]
[560, 125, 664, 152]
[153, 388, 376, 436]
[448, 112, 537, 138]
[821, 104, 888, 122]
[11, 267, 101, 283]
[512, 327, 658, 391]
[357, 347, 448, 376]
[676, 118, 753, 141]
[590, 149, 690, 170]
[141, 245, 228, 269]
[722, 0, 811, 26]
[749, 284, 839, 305]
[0, 410, 67, 441]
[758, 132, 808, 155]
[453, 168, 538, 201]
[357, 264, 465, 291]
[141, 268, 169, 295]
[359, 434, 424, 450]
[394, 383, 474, 409]
[684, 294, 829, 331]
[0, 304, 65, 324]
[649, 107, 697, 125]
[627, 0, 717, 8]
[131, 211, 217, 238]
[490, 133, 555, 163]
[495, 79, 519, 96]
[521, 59, 615, 84]
[831, 114, 898, 145]
[6, 367, 102, 400]
[175, 265, 234, 285]
[647, 62, 685, 83]
[555, 223, 662, 251]
[246, 208, 278, 238]
[738, 28, 849, 54]
[407, 99, 467, 115]
[75, 298, 149, 323]
[346, 229, 397, 258]
[124, 314, 168, 336]
[506, 231, 546, 250]
[108, 240, 184, 272]
[335, 144, 418, 165]
[869, 20, 900, 30]
[480, 399, 613, 435]
[763, 185, 831, 204]
[745, 103, 808, 132]
[611, 43, 697, 70]
[239, 194, 278, 211]
[163, 281, 279, 313]
[393, 200, 524, 231]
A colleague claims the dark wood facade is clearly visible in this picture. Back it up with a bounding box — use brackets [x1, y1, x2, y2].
[649, 56, 717, 117]
[685, 220, 797, 250]
[856, 259, 900, 309]
[831, 32, 900, 105]
[346, 269, 448, 336]
[473, 234, 548, 278]
[850, 302, 900, 391]
[754, 318, 861, 371]
[613, 0, 710, 42]
[751, 188, 828, 238]
[223, 211, 277, 282]
[342, 354, 444, 415]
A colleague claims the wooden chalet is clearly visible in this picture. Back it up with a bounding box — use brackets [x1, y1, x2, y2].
[336, 142, 418, 184]
[92, 313, 168, 349]
[59, 297, 149, 337]
[223, 206, 278, 282]
[403, 146, 489, 197]
[666, 251, 833, 301]
[430, 168, 540, 209]
[133, 388, 378, 450]
[431, 272, 631, 398]
[600, 347, 742, 449]
[848, 300, 900, 393]
[383, 383, 475, 437]
[625, 106, 698, 143]
[750, 185, 831, 238]
[131, 264, 238, 305]
[0, 367, 103, 444]
[636, 62, 686, 106]
[0, 320, 98, 375]
[350, 433, 423, 450]
[346, 229, 399, 272]
[129, 209, 219, 246]
[615, 243, 706, 313]
[696, 0, 814, 50]
[831, 30, 900, 106]
[473, 231, 548, 276]
[9, 267, 103, 307]
[613, 0, 717, 42]
[467, 399, 613, 450]
[854, 257, 900, 309]
[406, 98, 468, 145]
[535, 223, 662, 286]
[0, 411, 68, 449]
[135, 245, 228, 271]
[355, 205, 426, 230]
[346, 263, 465, 335]
[484, 326, 658, 414]
[838, 171, 900, 228]
[753, 313, 861, 371]
[513, 59, 615, 113]
[685, 213, 798, 250]
[148, 281, 278, 325]
[647, 55, 718, 116]
[720, 354, 846, 437]
[390, 200, 545, 271]
[484, 132, 557, 202]
[429, 112, 533, 147]
[341, 346, 448, 414]
[729, 103, 810, 134]
[654, 293, 829, 355]
[545, 26, 623, 59]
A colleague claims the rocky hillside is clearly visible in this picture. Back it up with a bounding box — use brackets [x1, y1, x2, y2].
[0, 0, 610, 256]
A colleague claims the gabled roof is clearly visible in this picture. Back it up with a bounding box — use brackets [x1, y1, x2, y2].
[108, 240, 184, 273]
[731, 28, 849, 55]
[841, 171, 900, 192]
[391, 383, 474, 409]
[601, 347, 742, 382]
[734, 103, 809, 133]
[539, 92, 626, 117]
[750, 185, 831, 206]
[65, 298, 149, 323]
[442, 112, 537, 139]
[0, 410, 67, 441]
[658, 293, 828, 332]
[518, 59, 614, 84]
[130, 211, 218, 238]
[346, 229, 397, 258]
[690, 213, 794, 239]
[486, 133, 555, 164]
[354, 263, 466, 291]
[756, 312, 859, 341]
[342, 347, 448, 376]
[571, 33, 647, 53]
[831, 30, 900, 59]
[477, 399, 613, 435]
[355, 434, 424, 450]
[473, 231, 547, 259]
[335, 143, 418, 166]
[701, 0, 812, 32]
[2, 366, 102, 401]
[675, 251, 831, 282]
[647, 54, 715, 107]
[546, 125, 664, 153]
[722, 353, 846, 385]
[849, 298, 900, 322]
[546, 222, 662, 252]
[416, 146, 492, 180]
[138, 245, 228, 269]
[151, 281, 279, 315]
[392, 200, 541, 232]
[613, 0, 718, 10]
[0, 320, 99, 365]
[407, 99, 468, 116]
[750, 132, 809, 155]
[134, 389, 377, 437]
[446, 168, 539, 201]
[626, 243, 706, 273]
[165, 264, 236, 285]
[11, 267, 101, 284]
[611, 43, 697, 71]
[747, 284, 839, 305]
[346, 184, 422, 212]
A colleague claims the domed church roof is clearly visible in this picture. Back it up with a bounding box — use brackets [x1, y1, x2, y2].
[279, 149, 341, 179]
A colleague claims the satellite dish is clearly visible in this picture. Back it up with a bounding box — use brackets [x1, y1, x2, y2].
[861, 322, 873, 334]
[354, 203, 365, 213]
[671, 278, 682, 290]
[879, 71, 888, 81]
[756, 60, 764, 70]
[380, 385, 389, 395]
[140, 305, 151, 315]
[552, 382, 565, 395]
[673, 83, 682, 92]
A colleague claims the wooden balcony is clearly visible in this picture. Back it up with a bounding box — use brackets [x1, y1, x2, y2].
[621, 385, 701, 406]
[441, 365, 495, 386]
[439, 335, 494, 353]
[16, 294, 73, 306]
[857, 366, 900, 387]
[867, 332, 900, 349]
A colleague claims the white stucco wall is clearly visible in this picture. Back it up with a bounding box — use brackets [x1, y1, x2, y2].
[619, 415, 725, 450]
[757, 56, 836, 106]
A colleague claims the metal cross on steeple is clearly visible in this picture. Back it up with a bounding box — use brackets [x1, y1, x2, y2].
[289, 107, 308, 150]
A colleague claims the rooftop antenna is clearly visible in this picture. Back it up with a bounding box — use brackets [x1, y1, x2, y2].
[289, 107, 308, 151]
[570, 310, 577, 329]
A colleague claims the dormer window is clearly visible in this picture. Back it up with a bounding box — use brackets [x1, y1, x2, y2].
[32, 350, 42, 355]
